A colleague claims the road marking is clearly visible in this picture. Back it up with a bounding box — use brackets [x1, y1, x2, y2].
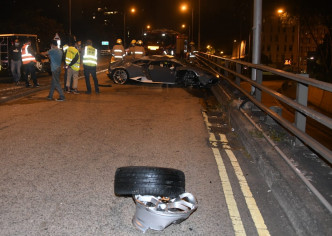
[202, 112, 246, 236]
[202, 111, 271, 236]
[219, 134, 270, 236]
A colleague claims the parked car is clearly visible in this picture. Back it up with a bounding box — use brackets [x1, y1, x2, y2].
[108, 55, 218, 87]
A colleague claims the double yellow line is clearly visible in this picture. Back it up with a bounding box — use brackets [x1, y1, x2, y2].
[203, 112, 270, 236]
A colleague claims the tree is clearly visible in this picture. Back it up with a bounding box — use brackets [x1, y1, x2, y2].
[286, 0, 332, 82]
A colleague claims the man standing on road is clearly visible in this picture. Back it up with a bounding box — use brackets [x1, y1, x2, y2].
[112, 38, 125, 61]
[21, 39, 39, 88]
[9, 39, 22, 86]
[42, 40, 65, 101]
[65, 41, 80, 94]
[133, 40, 145, 59]
[83, 40, 100, 94]
[62, 42, 73, 92]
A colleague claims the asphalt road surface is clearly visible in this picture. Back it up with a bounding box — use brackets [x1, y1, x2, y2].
[0, 72, 316, 235]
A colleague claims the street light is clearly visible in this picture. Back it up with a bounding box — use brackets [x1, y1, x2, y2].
[123, 7, 136, 47]
[180, 3, 193, 43]
[277, 9, 284, 14]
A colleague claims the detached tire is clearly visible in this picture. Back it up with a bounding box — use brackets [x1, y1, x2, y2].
[114, 166, 185, 197]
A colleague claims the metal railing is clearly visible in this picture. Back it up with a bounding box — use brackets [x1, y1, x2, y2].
[196, 52, 332, 164]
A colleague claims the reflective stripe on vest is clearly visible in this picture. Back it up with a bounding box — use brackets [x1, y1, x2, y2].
[21, 44, 36, 64]
[63, 44, 69, 52]
[65, 46, 80, 71]
[83, 46, 97, 66]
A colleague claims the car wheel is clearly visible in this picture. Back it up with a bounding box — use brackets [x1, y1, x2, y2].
[114, 166, 185, 197]
[183, 71, 198, 87]
[112, 69, 129, 84]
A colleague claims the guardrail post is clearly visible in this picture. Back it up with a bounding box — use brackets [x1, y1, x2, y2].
[250, 68, 262, 102]
[213, 56, 217, 71]
[224, 61, 229, 77]
[236, 63, 241, 85]
[295, 80, 308, 145]
[255, 70, 262, 102]
[217, 58, 221, 74]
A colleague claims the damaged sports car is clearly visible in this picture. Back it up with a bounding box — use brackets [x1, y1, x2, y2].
[108, 55, 218, 87]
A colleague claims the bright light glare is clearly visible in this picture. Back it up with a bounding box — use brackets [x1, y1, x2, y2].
[277, 9, 284, 14]
[148, 46, 159, 50]
[131, 8, 136, 13]
[180, 4, 188, 11]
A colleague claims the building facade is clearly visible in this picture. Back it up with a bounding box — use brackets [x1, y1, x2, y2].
[261, 13, 327, 73]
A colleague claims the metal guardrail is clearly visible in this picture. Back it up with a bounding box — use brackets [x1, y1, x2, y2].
[196, 52, 332, 164]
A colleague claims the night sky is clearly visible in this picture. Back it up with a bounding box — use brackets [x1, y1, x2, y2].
[2, 0, 330, 53]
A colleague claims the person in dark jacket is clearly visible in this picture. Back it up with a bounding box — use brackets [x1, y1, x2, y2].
[9, 39, 22, 85]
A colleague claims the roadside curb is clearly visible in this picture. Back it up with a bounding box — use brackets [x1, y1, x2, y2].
[211, 84, 332, 235]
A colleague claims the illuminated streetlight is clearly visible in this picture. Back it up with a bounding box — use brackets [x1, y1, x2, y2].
[277, 8, 284, 14]
[146, 25, 151, 29]
[180, 4, 188, 11]
[181, 24, 186, 29]
[124, 7, 136, 47]
[180, 3, 193, 43]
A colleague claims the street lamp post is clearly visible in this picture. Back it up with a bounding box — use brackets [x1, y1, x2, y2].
[123, 8, 136, 48]
[69, 0, 71, 37]
[198, 0, 200, 50]
[123, 12, 126, 47]
[180, 3, 194, 43]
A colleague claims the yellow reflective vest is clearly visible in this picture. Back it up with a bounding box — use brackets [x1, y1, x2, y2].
[65, 46, 80, 71]
[83, 45, 97, 67]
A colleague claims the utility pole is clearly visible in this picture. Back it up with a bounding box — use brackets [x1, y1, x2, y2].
[251, 0, 262, 101]
[69, 0, 71, 37]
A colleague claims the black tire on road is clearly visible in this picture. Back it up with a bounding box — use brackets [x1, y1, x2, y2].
[114, 166, 185, 197]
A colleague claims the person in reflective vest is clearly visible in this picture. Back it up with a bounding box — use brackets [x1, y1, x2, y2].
[83, 40, 100, 94]
[21, 39, 39, 87]
[65, 41, 80, 94]
[128, 39, 136, 57]
[112, 38, 125, 61]
[133, 40, 145, 59]
[62, 43, 72, 91]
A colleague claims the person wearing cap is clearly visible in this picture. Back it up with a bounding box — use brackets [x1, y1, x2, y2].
[112, 38, 125, 61]
[128, 39, 136, 57]
[83, 40, 100, 94]
[9, 39, 22, 85]
[133, 40, 145, 59]
[21, 39, 39, 87]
